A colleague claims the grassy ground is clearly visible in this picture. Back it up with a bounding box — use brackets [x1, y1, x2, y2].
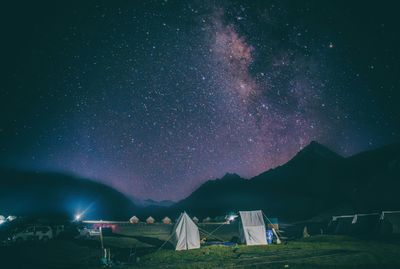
[1, 223, 400, 269]
[134, 236, 400, 269]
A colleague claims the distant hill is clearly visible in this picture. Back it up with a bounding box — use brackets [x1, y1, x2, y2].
[0, 169, 136, 220]
[133, 198, 175, 208]
[2, 141, 399, 223]
[170, 141, 400, 221]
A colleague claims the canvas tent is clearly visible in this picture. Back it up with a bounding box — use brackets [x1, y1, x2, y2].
[146, 216, 155, 224]
[380, 211, 400, 235]
[329, 215, 354, 235]
[329, 213, 381, 235]
[239, 210, 268, 245]
[350, 213, 380, 235]
[162, 216, 172, 224]
[129, 216, 139, 224]
[172, 212, 200, 251]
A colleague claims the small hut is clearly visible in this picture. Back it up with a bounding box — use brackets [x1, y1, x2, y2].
[129, 216, 139, 224]
[162, 216, 172, 224]
[146, 216, 155, 224]
[202, 217, 211, 223]
[192, 216, 199, 223]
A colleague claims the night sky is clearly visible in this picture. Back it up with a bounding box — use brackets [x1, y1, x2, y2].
[1, 1, 399, 201]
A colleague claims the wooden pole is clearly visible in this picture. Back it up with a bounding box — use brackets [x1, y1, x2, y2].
[100, 227, 104, 250]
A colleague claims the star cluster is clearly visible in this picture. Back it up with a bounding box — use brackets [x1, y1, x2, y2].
[1, 1, 399, 200]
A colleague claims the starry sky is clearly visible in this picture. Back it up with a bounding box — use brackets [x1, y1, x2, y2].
[1, 1, 400, 201]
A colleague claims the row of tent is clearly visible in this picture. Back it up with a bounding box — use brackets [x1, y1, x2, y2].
[328, 211, 400, 236]
[171, 210, 280, 251]
[129, 216, 171, 224]
[129, 215, 227, 225]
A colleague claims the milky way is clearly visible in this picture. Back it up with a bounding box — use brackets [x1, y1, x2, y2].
[1, 1, 399, 200]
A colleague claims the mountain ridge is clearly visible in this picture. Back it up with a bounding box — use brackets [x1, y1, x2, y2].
[1, 141, 399, 222]
[168, 141, 400, 221]
[0, 169, 136, 220]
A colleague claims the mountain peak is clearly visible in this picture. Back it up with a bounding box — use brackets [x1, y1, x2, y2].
[219, 173, 242, 181]
[297, 141, 342, 160]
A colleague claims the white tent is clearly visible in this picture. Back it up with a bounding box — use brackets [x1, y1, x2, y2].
[129, 216, 139, 224]
[146, 216, 155, 224]
[173, 212, 200, 251]
[239, 210, 268, 245]
[162, 216, 172, 224]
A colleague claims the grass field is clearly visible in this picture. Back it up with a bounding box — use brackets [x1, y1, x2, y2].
[1, 223, 400, 268]
[134, 236, 400, 269]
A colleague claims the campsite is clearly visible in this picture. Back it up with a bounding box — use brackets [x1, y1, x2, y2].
[1, 210, 400, 268]
[2, 0, 400, 268]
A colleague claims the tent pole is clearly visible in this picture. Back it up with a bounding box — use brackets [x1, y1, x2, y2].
[262, 211, 283, 243]
[156, 230, 175, 252]
[198, 227, 226, 242]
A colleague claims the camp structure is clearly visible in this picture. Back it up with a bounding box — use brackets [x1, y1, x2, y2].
[329, 213, 380, 235]
[380, 211, 400, 235]
[350, 213, 380, 235]
[239, 210, 268, 245]
[162, 216, 172, 224]
[172, 212, 200, 251]
[328, 215, 354, 234]
[192, 216, 199, 223]
[146, 216, 155, 224]
[129, 216, 139, 224]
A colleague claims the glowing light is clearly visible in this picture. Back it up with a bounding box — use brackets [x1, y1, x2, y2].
[6, 216, 16, 221]
[228, 215, 238, 221]
[75, 214, 82, 221]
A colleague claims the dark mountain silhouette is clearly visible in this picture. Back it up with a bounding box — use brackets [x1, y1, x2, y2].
[0, 169, 135, 220]
[170, 141, 400, 221]
[2, 141, 399, 222]
[133, 198, 175, 208]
